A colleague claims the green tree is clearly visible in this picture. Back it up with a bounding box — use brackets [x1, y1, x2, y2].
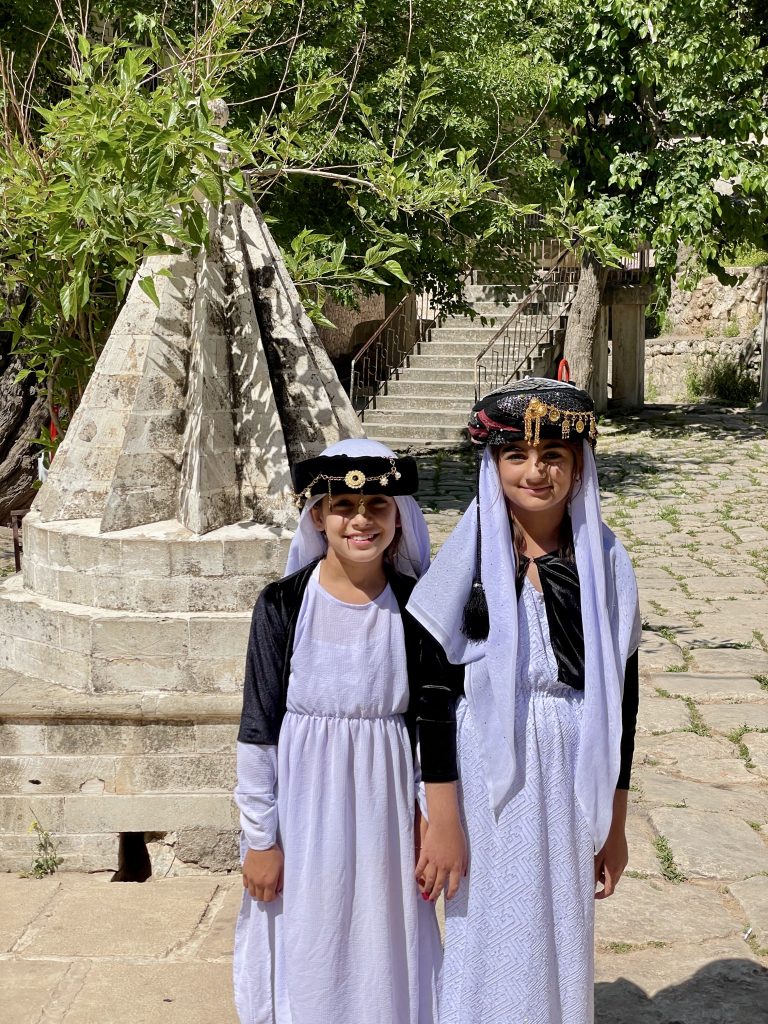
[526, 0, 768, 396]
[1, 1, 548, 516]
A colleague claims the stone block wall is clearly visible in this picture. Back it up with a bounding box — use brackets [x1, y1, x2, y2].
[644, 266, 767, 402]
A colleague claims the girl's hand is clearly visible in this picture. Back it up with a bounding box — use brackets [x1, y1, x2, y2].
[595, 790, 629, 899]
[416, 782, 467, 902]
[242, 845, 284, 902]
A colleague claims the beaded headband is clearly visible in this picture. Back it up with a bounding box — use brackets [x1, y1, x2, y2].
[468, 378, 598, 448]
[291, 454, 419, 506]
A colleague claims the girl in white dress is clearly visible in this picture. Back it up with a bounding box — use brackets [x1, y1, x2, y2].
[408, 379, 641, 1024]
[233, 438, 465, 1024]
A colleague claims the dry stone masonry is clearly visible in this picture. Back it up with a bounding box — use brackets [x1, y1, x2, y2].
[0, 181, 362, 874]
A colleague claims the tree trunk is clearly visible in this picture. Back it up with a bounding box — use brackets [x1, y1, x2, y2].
[563, 252, 608, 399]
[0, 349, 48, 525]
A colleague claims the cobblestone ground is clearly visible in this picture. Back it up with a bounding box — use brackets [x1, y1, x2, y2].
[2, 405, 768, 1023]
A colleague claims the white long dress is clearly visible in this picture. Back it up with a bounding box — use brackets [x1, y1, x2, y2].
[440, 579, 595, 1024]
[234, 567, 441, 1024]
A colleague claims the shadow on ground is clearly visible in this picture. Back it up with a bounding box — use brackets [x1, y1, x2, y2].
[596, 957, 768, 1023]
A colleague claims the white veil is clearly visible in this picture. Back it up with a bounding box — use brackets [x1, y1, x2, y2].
[407, 441, 641, 852]
[284, 438, 431, 580]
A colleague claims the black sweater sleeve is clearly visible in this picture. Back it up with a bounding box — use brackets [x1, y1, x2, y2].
[237, 587, 288, 746]
[411, 619, 462, 784]
[616, 650, 639, 790]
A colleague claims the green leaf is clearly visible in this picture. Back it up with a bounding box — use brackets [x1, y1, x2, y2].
[138, 275, 160, 308]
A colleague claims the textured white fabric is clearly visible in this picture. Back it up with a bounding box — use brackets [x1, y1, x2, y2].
[284, 438, 431, 580]
[440, 581, 595, 1024]
[235, 742, 278, 851]
[408, 441, 640, 851]
[233, 567, 441, 1024]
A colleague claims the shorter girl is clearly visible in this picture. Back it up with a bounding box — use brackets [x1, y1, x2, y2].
[233, 438, 463, 1024]
[409, 378, 641, 1024]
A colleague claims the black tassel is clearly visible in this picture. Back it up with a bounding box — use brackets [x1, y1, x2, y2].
[462, 579, 489, 642]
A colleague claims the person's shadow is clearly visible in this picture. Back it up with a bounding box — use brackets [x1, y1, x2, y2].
[596, 957, 768, 1023]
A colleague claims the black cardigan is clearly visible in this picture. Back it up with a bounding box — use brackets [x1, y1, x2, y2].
[238, 560, 462, 783]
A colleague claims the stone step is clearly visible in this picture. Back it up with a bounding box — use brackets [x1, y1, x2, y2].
[406, 353, 482, 369]
[365, 421, 467, 442]
[383, 379, 476, 398]
[0, 577, 252, 692]
[371, 395, 470, 412]
[463, 284, 528, 302]
[0, 791, 238, 836]
[0, 753, 236, 795]
[439, 313, 507, 328]
[363, 409, 470, 428]
[459, 300, 520, 316]
[412, 342, 490, 358]
[429, 326, 504, 344]
[391, 368, 476, 383]
[0, 671, 241, 872]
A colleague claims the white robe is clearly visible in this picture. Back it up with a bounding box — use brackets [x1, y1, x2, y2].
[440, 580, 595, 1024]
[234, 567, 441, 1024]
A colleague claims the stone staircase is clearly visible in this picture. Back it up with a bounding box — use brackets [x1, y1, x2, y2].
[361, 284, 569, 449]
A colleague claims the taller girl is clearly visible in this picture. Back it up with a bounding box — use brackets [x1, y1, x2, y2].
[409, 378, 641, 1024]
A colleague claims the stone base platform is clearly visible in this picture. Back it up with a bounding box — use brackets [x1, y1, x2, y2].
[0, 672, 239, 874]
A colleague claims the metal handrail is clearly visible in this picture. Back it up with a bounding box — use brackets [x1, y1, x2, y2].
[474, 249, 578, 399]
[349, 293, 428, 414]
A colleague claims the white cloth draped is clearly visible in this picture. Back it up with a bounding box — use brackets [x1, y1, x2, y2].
[284, 438, 431, 580]
[407, 441, 640, 852]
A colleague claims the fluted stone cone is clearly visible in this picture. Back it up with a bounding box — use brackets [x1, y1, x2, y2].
[0, 191, 363, 874]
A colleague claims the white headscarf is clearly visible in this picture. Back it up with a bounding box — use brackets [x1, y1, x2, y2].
[407, 440, 641, 852]
[284, 438, 431, 580]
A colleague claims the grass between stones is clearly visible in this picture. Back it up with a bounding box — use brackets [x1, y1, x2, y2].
[680, 697, 711, 737]
[653, 835, 687, 883]
[601, 940, 669, 955]
[727, 726, 754, 769]
[755, 674, 768, 692]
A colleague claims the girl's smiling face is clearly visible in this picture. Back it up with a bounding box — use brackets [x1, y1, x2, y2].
[310, 492, 399, 567]
[496, 440, 579, 517]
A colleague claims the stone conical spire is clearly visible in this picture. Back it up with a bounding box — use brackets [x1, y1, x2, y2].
[34, 181, 362, 535]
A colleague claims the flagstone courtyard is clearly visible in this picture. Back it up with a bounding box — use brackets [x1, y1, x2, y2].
[1, 403, 768, 1023]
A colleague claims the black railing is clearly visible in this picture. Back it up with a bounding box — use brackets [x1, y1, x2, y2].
[350, 293, 432, 413]
[474, 250, 580, 399]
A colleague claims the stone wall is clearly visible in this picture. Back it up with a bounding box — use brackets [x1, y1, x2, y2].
[645, 333, 762, 403]
[644, 266, 767, 402]
[317, 292, 386, 359]
[667, 265, 766, 336]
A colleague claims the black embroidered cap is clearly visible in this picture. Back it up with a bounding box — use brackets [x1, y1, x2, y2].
[292, 453, 419, 501]
[468, 377, 598, 448]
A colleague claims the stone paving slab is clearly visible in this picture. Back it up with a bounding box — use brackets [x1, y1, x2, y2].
[730, 877, 768, 952]
[634, 732, 754, 785]
[625, 813, 664, 879]
[0, 876, 60, 952]
[594, 939, 767, 1023]
[638, 772, 768, 824]
[745, 733, 768, 780]
[23, 876, 220, 957]
[648, 807, 768, 880]
[649, 673, 768, 703]
[698, 702, 768, 734]
[691, 648, 768, 676]
[0, 960, 74, 1024]
[595, 877, 741, 948]
[636, 696, 690, 734]
[637, 635, 687, 672]
[63, 963, 238, 1024]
